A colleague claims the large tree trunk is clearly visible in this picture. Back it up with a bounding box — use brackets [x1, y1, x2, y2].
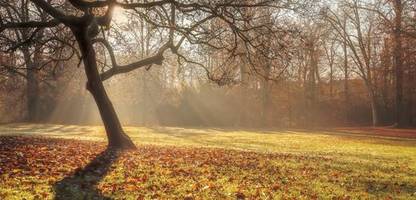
[22, 49, 40, 122]
[73, 27, 135, 149]
[26, 63, 39, 122]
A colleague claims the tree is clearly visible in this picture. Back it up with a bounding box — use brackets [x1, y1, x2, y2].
[323, 35, 337, 99]
[392, 0, 405, 127]
[324, 0, 382, 126]
[1, 0, 78, 123]
[353, 0, 406, 126]
[1, 0, 51, 122]
[1, 0, 287, 148]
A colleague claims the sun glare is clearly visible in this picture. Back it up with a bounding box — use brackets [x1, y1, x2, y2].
[112, 6, 128, 23]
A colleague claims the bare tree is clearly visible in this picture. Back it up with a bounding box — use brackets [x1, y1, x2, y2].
[1, 0, 289, 148]
[324, 0, 382, 126]
[0, 0, 72, 121]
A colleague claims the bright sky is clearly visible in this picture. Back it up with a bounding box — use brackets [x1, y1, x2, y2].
[112, 6, 128, 23]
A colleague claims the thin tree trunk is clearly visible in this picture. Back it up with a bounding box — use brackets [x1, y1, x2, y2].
[73, 27, 135, 149]
[261, 65, 271, 126]
[343, 40, 350, 124]
[239, 61, 249, 126]
[393, 0, 405, 127]
[329, 64, 333, 98]
[381, 38, 390, 124]
[367, 84, 379, 126]
[406, 74, 413, 125]
[369, 92, 379, 127]
[307, 42, 318, 127]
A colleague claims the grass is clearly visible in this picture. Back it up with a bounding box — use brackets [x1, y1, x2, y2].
[0, 123, 416, 199]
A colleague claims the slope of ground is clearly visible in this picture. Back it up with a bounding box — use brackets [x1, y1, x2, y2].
[0, 124, 415, 199]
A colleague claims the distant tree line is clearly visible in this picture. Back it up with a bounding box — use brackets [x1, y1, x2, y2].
[1, 0, 416, 134]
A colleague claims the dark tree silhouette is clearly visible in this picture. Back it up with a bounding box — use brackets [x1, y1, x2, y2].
[1, 0, 286, 148]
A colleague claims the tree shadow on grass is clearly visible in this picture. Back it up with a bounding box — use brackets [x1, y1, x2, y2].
[53, 148, 121, 200]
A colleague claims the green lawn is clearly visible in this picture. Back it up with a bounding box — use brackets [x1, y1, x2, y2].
[0, 124, 416, 199]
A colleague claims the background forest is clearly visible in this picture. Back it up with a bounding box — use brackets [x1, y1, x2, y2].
[1, 0, 416, 128]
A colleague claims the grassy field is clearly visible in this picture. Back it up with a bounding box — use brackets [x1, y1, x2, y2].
[0, 124, 416, 199]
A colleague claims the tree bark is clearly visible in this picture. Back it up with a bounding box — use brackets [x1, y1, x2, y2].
[367, 85, 379, 126]
[73, 27, 135, 149]
[26, 62, 39, 122]
[261, 65, 271, 126]
[306, 40, 318, 127]
[329, 62, 333, 98]
[393, 0, 405, 127]
[343, 45, 350, 123]
[239, 60, 249, 127]
[369, 93, 379, 127]
[23, 49, 40, 122]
